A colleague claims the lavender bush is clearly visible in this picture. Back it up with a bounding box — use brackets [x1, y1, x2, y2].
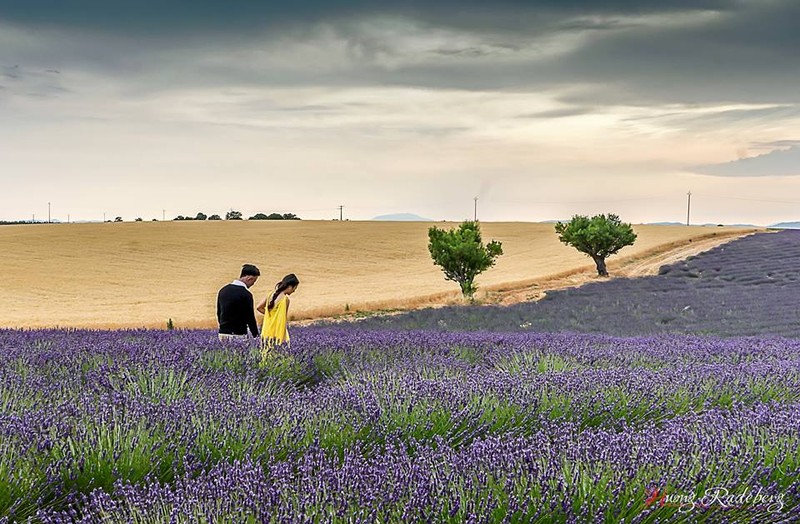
[348, 230, 800, 337]
[1, 328, 798, 522]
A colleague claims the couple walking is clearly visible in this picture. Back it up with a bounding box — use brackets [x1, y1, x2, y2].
[216, 264, 299, 351]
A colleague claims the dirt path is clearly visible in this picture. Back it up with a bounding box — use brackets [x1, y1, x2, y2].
[484, 230, 756, 306]
[299, 229, 759, 325]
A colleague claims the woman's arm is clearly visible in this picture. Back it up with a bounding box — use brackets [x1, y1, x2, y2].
[256, 296, 267, 314]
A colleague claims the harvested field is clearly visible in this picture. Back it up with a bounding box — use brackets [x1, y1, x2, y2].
[0, 221, 755, 329]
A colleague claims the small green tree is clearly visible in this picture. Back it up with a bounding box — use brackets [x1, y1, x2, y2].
[208, 214, 222, 221]
[554, 213, 637, 277]
[249, 213, 269, 220]
[225, 210, 243, 220]
[428, 220, 503, 300]
[195, 212, 208, 221]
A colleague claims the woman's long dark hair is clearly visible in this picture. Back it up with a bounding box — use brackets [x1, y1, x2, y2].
[268, 273, 300, 310]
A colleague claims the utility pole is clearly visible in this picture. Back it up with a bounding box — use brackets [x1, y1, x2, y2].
[686, 191, 692, 226]
[338, 205, 343, 221]
[163, 209, 166, 221]
[67, 214, 70, 224]
[48, 202, 51, 223]
[32, 214, 35, 223]
[103, 212, 106, 223]
[474, 197, 478, 221]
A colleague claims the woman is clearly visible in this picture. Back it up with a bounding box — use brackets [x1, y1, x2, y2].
[257, 273, 299, 354]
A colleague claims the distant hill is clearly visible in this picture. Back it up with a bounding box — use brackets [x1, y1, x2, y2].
[769, 222, 800, 229]
[372, 213, 433, 222]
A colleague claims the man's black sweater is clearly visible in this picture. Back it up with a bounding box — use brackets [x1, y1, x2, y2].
[217, 283, 259, 337]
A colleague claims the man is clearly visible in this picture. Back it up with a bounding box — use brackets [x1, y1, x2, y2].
[217, 264, 260, 342]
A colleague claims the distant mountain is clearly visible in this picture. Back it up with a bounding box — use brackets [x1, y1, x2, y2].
[647, 222, 685, 226]
[769, 222, 800, 229]
[372, 213, 433, 222]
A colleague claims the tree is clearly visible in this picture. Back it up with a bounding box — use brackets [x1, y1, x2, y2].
[135, 217, 143, 222]
[282, 213, 300, 220]
[174, 215, 187, 221]
[114, 216, 123, 222]
[208, 214, 222, 221]
[554, 214, 637, 277]
[428, 220, 503, 300]
[267, 213, 284, 220]
[225, 210, 243, 220]
[249, 213, 269, 220]
[195, 212, 208, 221]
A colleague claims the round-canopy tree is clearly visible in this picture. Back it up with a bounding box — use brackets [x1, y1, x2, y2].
[555, 214, 637, 277]
[428, 220, 503, 300]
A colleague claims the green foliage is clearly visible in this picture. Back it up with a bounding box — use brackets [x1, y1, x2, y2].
[166, 318, 175, 330]
[208, 214, 222, 221]
[225, 210, 243, 220]
[554, 214, 637, 276]
[428, 221, 503, 299]
[195, 212, 208, 221]
[248, 212, 301, 220]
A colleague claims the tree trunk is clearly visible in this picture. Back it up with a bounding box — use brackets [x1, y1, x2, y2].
[592, 255, 609, 277]
[459, 280, 476, 301]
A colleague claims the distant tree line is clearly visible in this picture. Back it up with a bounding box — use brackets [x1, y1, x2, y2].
[0, 220, 46, 226]
[172, 210, 300, 221]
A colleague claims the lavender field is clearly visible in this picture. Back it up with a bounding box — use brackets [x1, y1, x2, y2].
[351, 230, 800, 338]
[1, 328, 799, 523]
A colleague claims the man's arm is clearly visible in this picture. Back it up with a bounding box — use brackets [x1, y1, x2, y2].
[247, 293, 259, 338]
[216, 290, 222, 325]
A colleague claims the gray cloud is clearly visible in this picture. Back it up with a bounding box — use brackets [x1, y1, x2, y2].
[519, 107, 596, 118]
[692, 146, 800, 177]
[0, 63, 67, 98]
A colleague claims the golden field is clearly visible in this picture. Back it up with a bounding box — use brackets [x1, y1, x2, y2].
[0, 221, 756, 329]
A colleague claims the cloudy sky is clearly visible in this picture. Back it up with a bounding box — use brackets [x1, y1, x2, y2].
[2, 0, 799, 224]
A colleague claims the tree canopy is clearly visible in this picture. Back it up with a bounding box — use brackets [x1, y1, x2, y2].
[428, 220, 503, 300]
[554, 214, 637, 276]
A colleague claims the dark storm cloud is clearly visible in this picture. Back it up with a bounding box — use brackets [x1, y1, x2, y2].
[1, 0, 797, 109]
[0, 1, 737, 36]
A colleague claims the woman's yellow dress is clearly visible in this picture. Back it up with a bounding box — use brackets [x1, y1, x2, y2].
[261, 296, 290, 353]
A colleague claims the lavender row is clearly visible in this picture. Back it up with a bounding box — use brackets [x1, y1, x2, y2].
[346, 230, 800, 337]
[2, 329, 800, 520]
[36, 404, 800, 523]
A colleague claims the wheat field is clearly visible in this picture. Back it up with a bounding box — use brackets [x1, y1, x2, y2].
[0, 221, 755, 329]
